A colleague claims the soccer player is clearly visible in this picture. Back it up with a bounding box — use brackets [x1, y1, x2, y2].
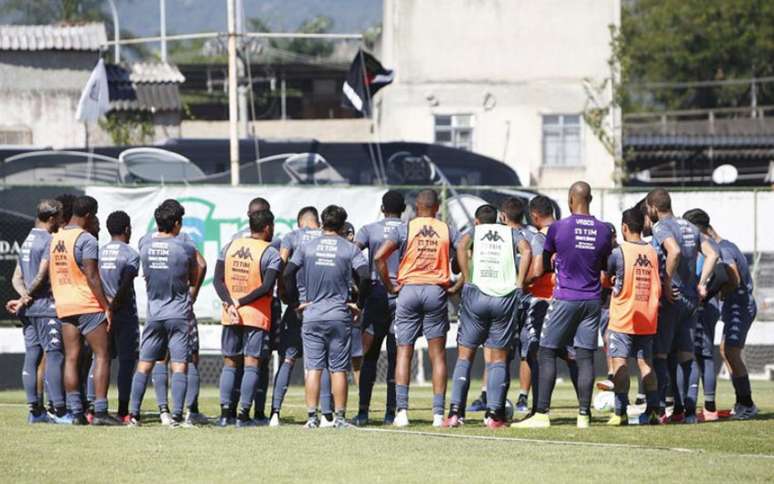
[5, 199, 63, 423]
[283, 205, 370, 428]
[604, 208, 662, 425]
[352, 190, 405, 426]
[445, 203, 531, 428]
[95, 211, 140, 422]
[49, 195, 115, 425]
[127, 203, 198, 426]
[596, 222, 618, 393]
[645, 189, 718, 423]
[373, 189, 462, 427]
[683, 209, 758, 419]
[270, 206, 322, 426]
[214, 209, 281, 427]
[515, 182, 612, 429]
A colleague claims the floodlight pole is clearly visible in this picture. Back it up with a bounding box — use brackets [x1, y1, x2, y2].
[160, 0, 167, 63]
[227, 0, 240, 186]
[107, 0, 120, 62]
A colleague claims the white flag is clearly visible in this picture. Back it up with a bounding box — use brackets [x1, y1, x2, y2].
[75, 58, 110, 122]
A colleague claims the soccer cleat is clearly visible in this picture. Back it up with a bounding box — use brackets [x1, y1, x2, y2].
[125, 416, 141, 427]
[684, 414, 698, 424]
[670, 411, 685, 424]
[383, 411, 396, 426]
[236, 418, 258, 428]
[515, 395, 529, 414]
[657, 413, 670, 425]
[484, 416, 506, 429]
[512, 412, 550, 429]
[468, 398, 486, 412]
[159, 411, 174, 426]
[71, 413, 89, 425]
[732, 404, 758, 420]
[393, 409, 410, 427]
[504, 399, 515, 421]
[432, 414, 444, 427]
[50, 412, 76, 425]
[303, 416, 320, 429]
[596, 379, 615, 392]
[185, 411, 210, 426]
[216, 416, 235, 427]
[699, 409, 719, 422]
[333, 417, 353, 429]
[577, 414, 590, 429]
[639, 411, 660, 425]
[442, 414, 463, 428]
[92, 414, 123, 426]
[27, 412, 50, 424]
[253, 413, 269, 426]
[634, 395, 647, 407]
[606, 414, 627, 426]
[319, 415, 336, 428]
[269, 413, 281, 427]
[86, 413, 94, 425]
[352, 412, 369, 427]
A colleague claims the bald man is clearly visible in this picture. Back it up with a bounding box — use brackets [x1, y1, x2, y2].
[374, 189, 462, 427]
[515, 182, 612, 429]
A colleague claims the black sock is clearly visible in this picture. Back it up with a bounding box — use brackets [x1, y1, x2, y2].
[705, 401, 716, 412]
[335, 410, 346, 420]
[740, 394, 754, 407]
[575, 348, 595, 416]
[536, 346, 558, 413]
[189, 402, 199, 414]
[221, 405, 231, 419]
[607, 373, 614, 381]
[271, 407, 280, 417]
[307, 410, 317, 419]
[28, 403, 42, 417]
[159, 404, 170, 414]
[118, 400, 129, 417]
[323, 412, 333, 421]
[449, 404, 460, 417]
[237, 408, 250, 421]
[479, 390, 487, 404]
[55, 405, 67, 417]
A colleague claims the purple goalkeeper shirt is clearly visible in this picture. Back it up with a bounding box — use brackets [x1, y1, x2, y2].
[543, 214, 613, 301]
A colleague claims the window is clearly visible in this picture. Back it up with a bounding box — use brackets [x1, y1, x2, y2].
[434, 114, 474, 151]
[0, 127, 32, 145]
[542, 114, 581, 167]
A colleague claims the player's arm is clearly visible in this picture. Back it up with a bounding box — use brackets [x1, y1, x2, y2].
[697, 237, 719, 299]
[110, 267, 135, 313]
[282, 262, 301, 308]
[455, 233, 472, 283]
[374, 239, 399, 294]
[82, 258, 112, 326]
[354, 265, 371, 309]
[661, 236, 681, 301]
[213, 259, 234, 306]
[516, 238, 532, 290]
[235, 251, 280, 308]
[11, 263, 29, 300]
[190, 250, 207, 303]
[26, 259, 50, 298]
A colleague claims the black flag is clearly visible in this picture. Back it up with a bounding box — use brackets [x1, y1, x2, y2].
[342, 49, 394, 116]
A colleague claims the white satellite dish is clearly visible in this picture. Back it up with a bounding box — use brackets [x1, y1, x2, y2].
[712, 164, 738, 185]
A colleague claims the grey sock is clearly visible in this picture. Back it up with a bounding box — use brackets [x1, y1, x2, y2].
[485, 361, 508, 413]
[450, 359, 472, 409]
[219, 366, 237, 407]
[396, 384, 409, 411]
[320, 370, 333, 415]
[432, 393, 445, 416]
[170, 372, 187, 417]
[238, 367, 259, 410]
[271, 360, 294, 410]
[152, 363, 168, 407]
[129, 371, 149, 416]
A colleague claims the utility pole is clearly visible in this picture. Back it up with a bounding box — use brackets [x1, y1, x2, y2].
[107, 0, 120, 63]
[227, 0, 240, 185]
[160, 0, 167, 63]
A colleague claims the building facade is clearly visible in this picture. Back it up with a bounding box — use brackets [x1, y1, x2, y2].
[377, 0, 621, 188]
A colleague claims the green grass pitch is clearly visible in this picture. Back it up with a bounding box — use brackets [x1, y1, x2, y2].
[1, 380, 772, 483]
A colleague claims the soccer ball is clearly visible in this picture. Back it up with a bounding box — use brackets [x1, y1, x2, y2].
[593, 391, 615, 412]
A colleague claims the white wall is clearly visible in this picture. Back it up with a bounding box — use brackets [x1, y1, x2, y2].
[0, 90, 85, 148]
[181, 119, 372, 142]
[378, 0, 620, 188]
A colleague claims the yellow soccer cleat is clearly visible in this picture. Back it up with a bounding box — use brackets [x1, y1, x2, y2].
[577, 414, 591, 429]
[606, 413, 628, 426]
[511, 412, 551, 429]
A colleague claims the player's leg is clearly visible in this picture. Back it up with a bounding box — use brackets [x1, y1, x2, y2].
[697, 303, 719, 420]
[393, 286, 423, 426]
[483, 291, 518, 428]
[185, 318, 207, 425]
[328, 319, 353, 427]
[270, 309, 302, 424]
[60, 318, 87, 423]
[447, 284, 485, 426]
[128, 320, 165, 426]
[113, 320, 139, 420]
[722, 303, 757, 419]
[597, 308, 615, 392]
[571, 300, 600, 428]
[301, 320, 326, 428]
[42, 317, 67, 420]
[653, 300, 677, 421]
[606, 331, 631, 426]
[235, 328, 266, 427]
[319, 369, 334, 425]
[674, 299, 698, 422]
[516, 308, 531, 413]
[82, 313, 116, 425]
[636, 336, 660, 425]
[355, 317, 385, 425]
[166, 319, 190, 425]
[152, 357, 170, 421]
[21, 317, 45, 422]
[253, 308, 278, 422]
[351, 323, 363, 386]
[422, 285, 450, 427]
[385, 331, 397, 423]
[218, 326, 242, 426]
[514, 299, 578, 428]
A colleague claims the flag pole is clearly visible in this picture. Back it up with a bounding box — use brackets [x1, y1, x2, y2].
[227, 0, 240, 186]
[359, 48, 387, 185]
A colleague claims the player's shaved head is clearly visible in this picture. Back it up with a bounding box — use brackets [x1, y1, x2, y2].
[646, 188, 671, 212]
[248, 197, 270, 215]
[297, 206, 319, 228]
[568, 181, 592, 215]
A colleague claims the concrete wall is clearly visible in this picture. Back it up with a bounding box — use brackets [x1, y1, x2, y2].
[378, 0, 620, 188]
[181, 118, 372, 142]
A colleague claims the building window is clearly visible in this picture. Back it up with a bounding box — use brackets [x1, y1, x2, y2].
[434, 114, 474, 151]
[542, 114, 581, 167]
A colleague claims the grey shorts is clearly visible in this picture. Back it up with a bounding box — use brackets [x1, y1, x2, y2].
[654, 295, 697, 355]
[608, 331, 654, 360]
[458, 284, 519, 350]
[600, 308, 610, 339]
[188, 317, 200, 356]
[520, 297, 549, 358]
[302, 320, 352, 372]
[140, 319, 190, 363]
[279, 307, 303, 359]
[351, 324, 363, 358]
[539, 298, 601, 351]
[694, 301, 720, 357]
[61, 312, 106, 336]
[362, 286, 396, 338]
[394, 284, 449, 346]
[110, 316, 140, 360]
[21, 316, 42, 350]
[722, 300, 756, 348]
[221, 325, 266, 359]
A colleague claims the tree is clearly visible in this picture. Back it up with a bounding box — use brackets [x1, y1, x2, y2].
[615, 0, 774, 112]
[0, 0, 107, 24]
[248, 15, 335, 59]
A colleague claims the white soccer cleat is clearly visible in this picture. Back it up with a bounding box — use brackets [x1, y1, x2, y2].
[160, 411, 174, 426]
[269, 413, 281, 427]
[432, 414, 444, 427]
[596, 379, 615, 392]
[393, 409, 409, 427]
[319, 415, 336, 428]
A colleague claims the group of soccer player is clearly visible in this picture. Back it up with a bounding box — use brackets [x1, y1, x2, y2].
[7, 180, 759, 429]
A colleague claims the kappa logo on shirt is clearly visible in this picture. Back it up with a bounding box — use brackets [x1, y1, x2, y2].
[232, 246, 253, 261]
[480, 230, 504, 243]
[634, 254, 652, 268]
[52, 240, 66, 253]
[417, 225, 440, 238]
